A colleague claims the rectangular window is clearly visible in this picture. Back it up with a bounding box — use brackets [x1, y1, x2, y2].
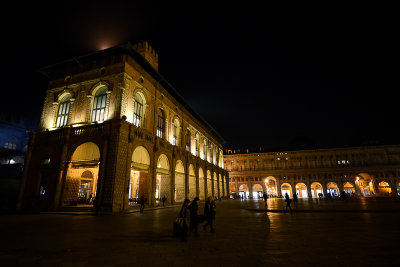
[156, 114, 164, 138]
[56, 101, 71, 127]
[186, 132, 190, 151]
[92, 94, 107, 122]
[172, 124, 177, 145]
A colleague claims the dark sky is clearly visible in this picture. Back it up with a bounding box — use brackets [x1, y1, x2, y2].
[2, 1, 398, 151]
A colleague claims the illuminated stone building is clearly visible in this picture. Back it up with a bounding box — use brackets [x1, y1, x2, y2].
[224, 145, 400, 199]
[17, 42, 228, 213]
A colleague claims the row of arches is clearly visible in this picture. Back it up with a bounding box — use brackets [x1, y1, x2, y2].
[61, 142, 227, 207]
[230, 175, 400, 199]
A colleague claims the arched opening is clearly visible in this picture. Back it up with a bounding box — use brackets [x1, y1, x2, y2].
[172, 118, 180, 146]
[327, 182, 339, 197]
[91, 86, 108, 122]
[156, 154, 170, 204]
[281, 183, 292, 198]
[199, 168, 205, 200]
[130, 146, 151, 205]
[156, 109, 165, 138]
[355, 173, 374, 196]
[252, 184, 263, 199]
[56, 94, 71, 128]
[311, 182, 323, 198]
[188, 164, 196, 199]
[206, 170, 212, 197]
[264, 176, 277, 197]
[229, 184, 235, 196]
[239, 184, 249, 199]
[133, 92, 144, 128]
[175, 160, 185, 202]
[295, 183, 307, 198]
[213, 172, 218, 198]
[378, 181, 392, 196]
[343, 182, 355, 196]
[64, 142, 100, 206]
[397, 181, 400, 196]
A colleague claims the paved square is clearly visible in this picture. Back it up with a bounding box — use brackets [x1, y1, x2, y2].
[1, 198, 399, 266]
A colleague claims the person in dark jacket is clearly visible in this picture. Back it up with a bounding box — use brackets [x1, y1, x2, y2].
[179, 199, 191, 242]
[284, 193, 292, 212]
[203, 197, 216, 233]
[140, 194, 145, 212]
[189, 197, 200, 236]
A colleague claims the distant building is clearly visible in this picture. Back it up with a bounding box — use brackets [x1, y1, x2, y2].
[224, 145, 400, 198]
[18, 42, 228, 213]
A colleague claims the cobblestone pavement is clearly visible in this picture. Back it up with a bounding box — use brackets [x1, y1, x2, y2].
[1, 198, 399, 266]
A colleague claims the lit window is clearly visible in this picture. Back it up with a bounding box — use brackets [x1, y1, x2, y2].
[92, 87, 107, 122]
[185, 130, 191, 151]
[172, 119, 179, 145]
[156, 109, 164, 138]
[56, 95, 71, 127]
[133, 93, 144, 127]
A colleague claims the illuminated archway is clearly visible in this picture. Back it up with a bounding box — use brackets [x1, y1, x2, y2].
[311, 182, 323, 198]
[355, 173, 374, 196]
[281, 183, 292, 197]
[213, 172, 218, 198]
[378, 181, 392, 196]
[175, 160, 185, 202]
[206, 170, 212, 197]
[295, 183, 307, 198]
[264, 176, 277, 197]
[155, 154, 170, 203]
[188, 164, 196, 199]
[64, 142, 100, 206]
[130, 146, 151, 203]
[343, 182, 355, 196]
[238, 184, 249, 199]
[199, 168, 205, 200]
[252, 184, 263, 199]
[327, 182, 339, 197]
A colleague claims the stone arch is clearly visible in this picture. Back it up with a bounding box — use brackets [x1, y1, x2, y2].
[132, 89, 148, 127]
[89, 82, 111, 96]
[64, 142, 101, 206]
[199, 167, 205, 200]
[327, 182, 340, 197]
[129, 146, 151, 203]
[281, 183, 292, 197]
[206, 170, 212, 197]
[311, 182, 323, 198]
[156, 154, 170, 202]
[174, 160, 185, 202]
[378, 181, 392, 196]
[343, 181, 355, 195]
[295, 183, 308, 198]
[355, 173, 374, 196]
[188, 164, 196, 199]
[252, 183, 263, 199]
[238, 183, 249, 199]
[55, 89, 74, 102]
[264, 176, 277, 196]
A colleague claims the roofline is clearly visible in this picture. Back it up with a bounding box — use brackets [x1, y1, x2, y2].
[38, 43, 226, 145]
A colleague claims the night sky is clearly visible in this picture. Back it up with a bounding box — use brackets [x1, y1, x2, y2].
[2, 1, 398, 151]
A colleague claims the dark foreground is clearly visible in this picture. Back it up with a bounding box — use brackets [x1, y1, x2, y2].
[1, 198, 399, 266]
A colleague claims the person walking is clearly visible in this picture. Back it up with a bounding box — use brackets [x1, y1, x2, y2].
[140, 194, 145, 212]
[263, 192, 268, 209]
[162, 195, 167, 206]
[284, 193, 292, 212]
[179, 199, 191, 242]
[293, 192, 298, 204]
[203, 197, 216, 233]
[189, 197, 200, 236]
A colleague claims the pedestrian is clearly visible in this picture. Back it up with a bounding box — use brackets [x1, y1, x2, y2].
[203, 197, 216, 233]
[179, 199, 191, 242]
[140, 194, 145, 212]
[162, 195, 167, 206]
[189, 197, 200, 236]
[284, 193, 292, 212]
[263, 192, 268, 209]
[293, 192, 298, 204]
[88, 194, 93, 204]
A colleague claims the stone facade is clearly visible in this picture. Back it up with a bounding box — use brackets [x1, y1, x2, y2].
[18, 42, 228, 213]
[224, 145, 400, 198]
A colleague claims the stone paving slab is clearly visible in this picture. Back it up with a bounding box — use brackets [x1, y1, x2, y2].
[1, 198, 399, 266]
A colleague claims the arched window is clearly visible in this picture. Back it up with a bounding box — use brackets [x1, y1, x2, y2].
[172, 118, 179, 146]
[56, 95, 71, 127]
[195, 134, 199, 156]
[133, 93, 144, 127]
[156, 108, 165, 138]
[185, 129, 191, 151]
[92, 87, 107, 122]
